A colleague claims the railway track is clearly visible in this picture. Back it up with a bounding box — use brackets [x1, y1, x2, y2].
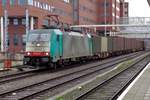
[0, 69, 10, 73]
[0, 69, 40, 85]
[0, 52, 142, 85]
[0, 65, 36, 76]
[0, 52, 146, 100]
[75, 55, 150, 100]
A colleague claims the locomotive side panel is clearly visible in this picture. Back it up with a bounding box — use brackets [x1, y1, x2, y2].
[50, 30, 63, 62]
[62, 32, 91, 59]
[62, 33, 74, 59]
[83, 36, 92, 56]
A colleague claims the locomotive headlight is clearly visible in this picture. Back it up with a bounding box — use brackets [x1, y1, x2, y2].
[37, 43, 40, 47]
[27, 52, 31, 55]
[45, 52, 49, 56]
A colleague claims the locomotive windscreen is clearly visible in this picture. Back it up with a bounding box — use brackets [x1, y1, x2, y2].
[26, 31, 51, 52]
[27, 33, 50, 42]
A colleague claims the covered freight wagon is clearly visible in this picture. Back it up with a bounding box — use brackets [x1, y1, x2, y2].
[112, 37, 125, 54]
[101, 37, 108, 58]
[107, 37, 113, 54]
[91, 35, 101, 56]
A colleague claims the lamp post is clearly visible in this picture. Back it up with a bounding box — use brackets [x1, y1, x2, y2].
[4, 9, 8, 53]
[104, 0, 107, 36]
[3, 5, 11, 69]
[3, 1, 9, 61]
[1, 16, 4, 52]
[26, 8, 29, 38]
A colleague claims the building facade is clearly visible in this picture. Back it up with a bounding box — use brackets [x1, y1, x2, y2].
[0, 0, 128, 52]
[97, 0, 128, 34]
[120, 1, 129, 17]
[0, 0, 75, 53]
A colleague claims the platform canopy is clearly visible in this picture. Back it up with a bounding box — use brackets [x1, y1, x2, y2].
[71, 17, 150, 38]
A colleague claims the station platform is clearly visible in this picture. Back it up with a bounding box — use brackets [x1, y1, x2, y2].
[118, 63, 150, 100]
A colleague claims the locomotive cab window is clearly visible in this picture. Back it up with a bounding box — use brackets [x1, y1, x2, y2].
[27, 32, 50, 42]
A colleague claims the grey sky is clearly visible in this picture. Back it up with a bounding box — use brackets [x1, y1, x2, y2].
[127, 0, 150, 17]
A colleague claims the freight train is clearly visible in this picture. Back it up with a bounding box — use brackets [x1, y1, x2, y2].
[23, 28, 144, 68]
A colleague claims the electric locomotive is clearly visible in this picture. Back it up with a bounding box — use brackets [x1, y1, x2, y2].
[24, 28, 92, 68]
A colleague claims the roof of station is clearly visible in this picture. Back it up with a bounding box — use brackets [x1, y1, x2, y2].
[71, 17, 150, 34]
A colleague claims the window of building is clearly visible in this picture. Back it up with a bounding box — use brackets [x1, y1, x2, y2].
[13, 19, 19, 25]
[18, 0, 26, 5]
[28, 0, 33, 5]
[10, 0, 15, 6]
[48, 5, 51, 11]
[34, 1, 37, 7]
[117, 0, 120, 3]
[2, 0, 7, 6]
[125, 4, 128, 8]
[37, 2, 40, 8]
[112, 13, 115, 17]
[106, 3, 109, 7]
[43, 19, 49, 26]
[45, 4, 48, 10]
[14, 34, 18, 46]
[7, 34, 10, 46]
[100, 2, 109, 7]
[7, 19, 9, 25]
[43, 3, 46, 9]
[125, 12, 128, 15]
[22, 18, 26, 25]
[40, 3, 42, 8]
[22, 35, 26, 46]
[116, 7, 120, 11]
[112, 4, 115, 8]
[63, 0, 70, 3]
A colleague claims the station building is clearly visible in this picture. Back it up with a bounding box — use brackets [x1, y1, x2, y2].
[0, 0, 128, 53]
